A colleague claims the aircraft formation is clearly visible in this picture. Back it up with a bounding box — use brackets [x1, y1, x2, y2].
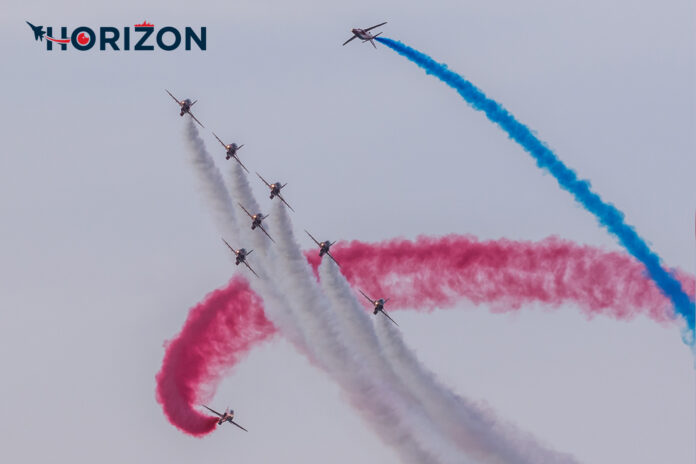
[168, 22, 391, 432]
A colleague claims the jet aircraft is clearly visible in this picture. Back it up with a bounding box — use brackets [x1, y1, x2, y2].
[165, 89, 204, 127]
[359, 289, 398, 326]
[342, 22, 387, 48]
[239, 203, 275, 243]
[256, 173, 294, 212]
[222, 238, 259, 278]
[202, 405, 248, 432]
[213, 132, 247, 172]
[305, 230, 339, 266]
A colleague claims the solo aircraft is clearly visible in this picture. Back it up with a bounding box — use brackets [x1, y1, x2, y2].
[342, 22, 387, 48]
[202, 405, 248, 432]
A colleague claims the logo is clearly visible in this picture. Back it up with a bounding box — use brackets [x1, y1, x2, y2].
[25, 20, 206, 51]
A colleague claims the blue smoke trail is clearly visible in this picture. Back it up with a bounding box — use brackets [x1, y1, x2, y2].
[376, 36, 695, 338]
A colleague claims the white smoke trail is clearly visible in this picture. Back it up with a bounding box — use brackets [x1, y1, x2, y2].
[318, 258, 468, 464]
[225, 161, 275, 260]
[183, 118, 238, 237]
[182, 119, 307, 352]
[266, 201, 465, 464]
[374, 315, 580, 464]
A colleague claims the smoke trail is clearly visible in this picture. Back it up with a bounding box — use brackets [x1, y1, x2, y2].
[268, 202, 458, 464]
[155, 276, 275, 436]
[311, 235, 693, 324]
[375, 311, 577, 464]
[375, 37, 695, 337]
[320, 256, 579, 463]
[226, 162, 272, 257]
[318, 258, 470, 464]
[182, 119, 238, 236]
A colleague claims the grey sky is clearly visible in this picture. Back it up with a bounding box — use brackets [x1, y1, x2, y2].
[0, 0, 694, 462]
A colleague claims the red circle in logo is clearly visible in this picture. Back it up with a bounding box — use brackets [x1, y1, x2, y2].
[77, 32, 90, 46]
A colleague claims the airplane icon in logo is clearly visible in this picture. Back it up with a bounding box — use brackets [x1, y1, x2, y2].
[26, 21, 45, 41]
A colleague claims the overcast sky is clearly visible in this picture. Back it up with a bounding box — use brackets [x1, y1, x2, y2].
[0, 0, 694, 463]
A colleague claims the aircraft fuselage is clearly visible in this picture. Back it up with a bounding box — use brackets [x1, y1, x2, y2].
[226, 145, 238, 158]
[353, 28, 372, 40]
[217, 411, 234, 425]
[179, 100, 192, 115]
[235, 249, 248, 264]
[319, 242, 331, 256]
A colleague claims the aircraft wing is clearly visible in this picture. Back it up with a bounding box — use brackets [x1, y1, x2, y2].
[165, 89, 181, 104]
[187, 111, 205, 128]
[326, 251, 341, 267]
[238, 203, 254, 219]
[233, 155, 250, 173]
[365, 22, 387, 32]
[258, 224, 276, 243]
[358, 289, 375, 305]
[384, 297, 391, 304]
[221, 238, 236, 254]
[243, 260, 260, 278]
[231, 420, 248, 432]
[256, 172, 272, 188]
[342, 35, 357, 46]
[202, 405, 223, 418]
[304, 230, 321, 247]
[212, 132, 227, 149]
[277, 194, 295, 212]
[381, 309, 399, 327]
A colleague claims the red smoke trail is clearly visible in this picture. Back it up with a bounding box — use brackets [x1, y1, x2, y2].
[155, 276, 276, 436]
[158, 235, 693, 436]
[309, 235, 693, 322]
